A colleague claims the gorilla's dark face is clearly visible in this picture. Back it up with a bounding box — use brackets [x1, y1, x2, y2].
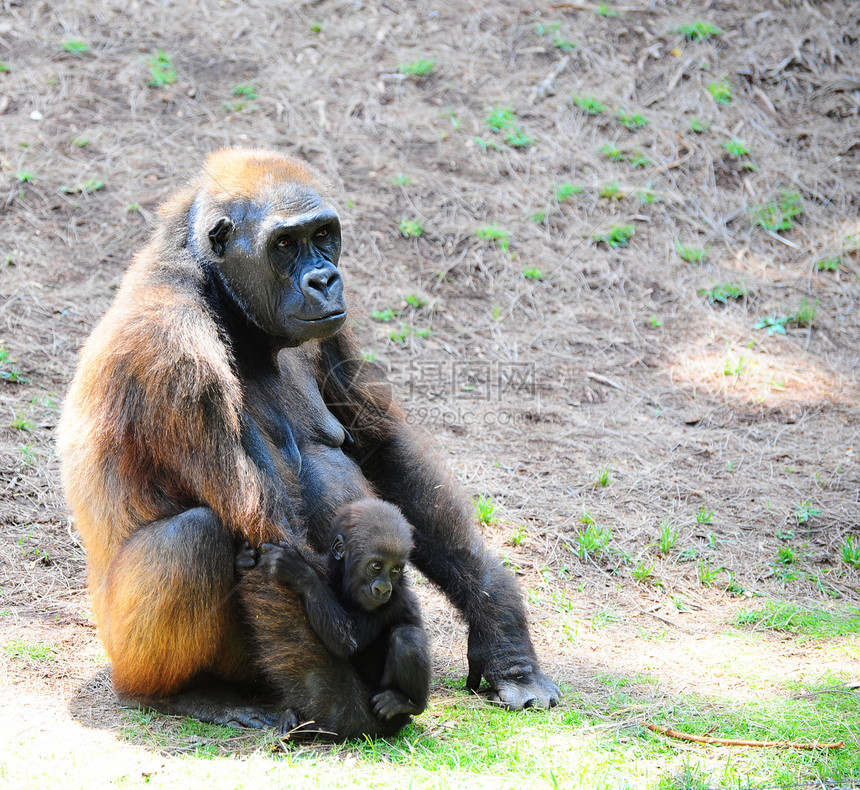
[207, 183, 346, 345]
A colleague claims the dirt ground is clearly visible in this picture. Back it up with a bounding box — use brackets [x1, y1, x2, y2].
[0, 0, 858, 781]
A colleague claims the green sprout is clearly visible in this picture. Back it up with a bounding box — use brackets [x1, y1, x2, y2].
[473, 495, 498, 526]
[699, 283, 746, 304]
[485, 107, 516, 131]
[815, 257, 841, 272]
[593, 224, 634, 247]
[723, 137, 750, 159]
[675, 21, 723, 41]
[688, 117, 710, 134]
[794, 500, 820, 524]
[598, 181, 622, 200]
[148, 50, 176, 87]
[398, 58, 434, 77]
[599, 143, 624, 161]
[475, 225, 510, 253]
[399, 218, 423, 238]
[572, 523, 612, 560]
[753, 314, 791, 335]
[554, 183, 582, 202]
[390, 174, 410, 186]
[61, 40, 89, 54]
[60, 178, 105, 194]
[674, 239, 706, 263]
[794, 296, 817, 327]
[752, 191, 803, 232]
[708, 78, 732, 105]
[522, 267, 544, 281]
[616, 109, 648, 129]
[628, 151, 652, 168]
[371, 308, 397, 323]
[658, 519, 677, 554]
[231, 84, 257, 99]
[571, 93, 604, 115]
[404, 294, 426, 308]
[841, 536, 860, 568]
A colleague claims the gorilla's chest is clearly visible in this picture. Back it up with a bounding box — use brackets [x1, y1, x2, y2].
[244, 348, 371, 542]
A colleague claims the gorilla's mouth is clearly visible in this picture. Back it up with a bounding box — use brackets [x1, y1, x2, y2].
[297, 310, 346, 323]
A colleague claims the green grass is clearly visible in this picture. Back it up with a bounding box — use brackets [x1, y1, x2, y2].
[794, 296, 817, 326]
[60, 177, 105, 194]
[399, 218, 423, 238]
[616, 108, 647, 129]
[699, 282, 745, 304]
[404, 294, 426, 308]
[707, 78, 732, 105]
[658, 519, 677, 555]
[398, 58, 434, 77]
[615, 108, 648, 131]
[688, 117, 710, 134]
[148, 50, 176, 87]
[628, 151, 651, 168]
[475, 225, 510, 253]
[723, 136, 749, 159]
[504, 126, 536, 148]
[571, 93, 604, 115]
[695, 505, 713, 524]
[370, 308, 397, 322]
[10, 413, 33, 431]
[521, 267, 544, 281]
[0, 346, 26, 383]
[815, 256, 841, 272]
[554, 182, 582, 202]
[572, 523, 612, 560]
[752, 190, 803, 232]
[15, 171, 34, 183]
[794, 500, 820, 524]
[485, 107, 516, 131]
[753, 313, 791, 335]
[473, 494, 498, 526]
[674, 239, 706, 263]
[598, 181, 622, 200]
[842, 536, 860, 567]
[599, 143, 624, 161]
[3, 638, 58, 662]
[675, 21, 723, 41]
[593, 224, 634, 247]
[60, 39, 89, 54]
[595, 465, 611, 487]
[391, 173, 410, 186]
[734, 602, 860, 638]
[534, 22, 576, 51]
[231, 84, 257, 99]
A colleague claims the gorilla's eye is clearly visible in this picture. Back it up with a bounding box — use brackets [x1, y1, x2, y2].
[315, 226, 330, 239]
[370, 561, 382, 573]
[391, 565, 403, 576]
[276, 236, 292, 248]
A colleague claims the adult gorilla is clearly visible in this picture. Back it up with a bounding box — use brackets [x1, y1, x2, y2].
[58, 148, 559, 734]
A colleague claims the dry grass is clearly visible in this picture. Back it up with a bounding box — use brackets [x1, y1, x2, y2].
[0, 0, 858, 784]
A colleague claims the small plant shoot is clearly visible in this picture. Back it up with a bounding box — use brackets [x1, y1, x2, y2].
[399, 218, 423, 238]
[473, 495, 497, 526]
[571, 93, 604, 115]
[398, 58, 434, 77]
[148, 50, 176, 87]
[593, 224, 634, 247]
[675, 21, 723, 41]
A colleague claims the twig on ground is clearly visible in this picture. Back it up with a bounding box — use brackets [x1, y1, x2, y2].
[643, 723, 844, 750]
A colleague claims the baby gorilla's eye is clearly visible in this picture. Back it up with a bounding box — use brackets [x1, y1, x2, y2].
[391, 565, 403, 576]
[370, 561, 383, 573]
[315, 226, 330, 239]
[276, 236, 292, 248]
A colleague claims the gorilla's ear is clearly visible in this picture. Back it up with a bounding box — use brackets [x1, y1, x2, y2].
[331, 534, 346, 561]
[208, 217, 234, 256]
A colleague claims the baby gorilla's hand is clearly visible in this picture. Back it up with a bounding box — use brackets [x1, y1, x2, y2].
[257, 541, 317, 591]
[235, 540, 256, 572]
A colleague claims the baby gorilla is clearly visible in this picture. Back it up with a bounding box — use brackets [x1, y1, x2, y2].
[252, 498, 431, 735]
